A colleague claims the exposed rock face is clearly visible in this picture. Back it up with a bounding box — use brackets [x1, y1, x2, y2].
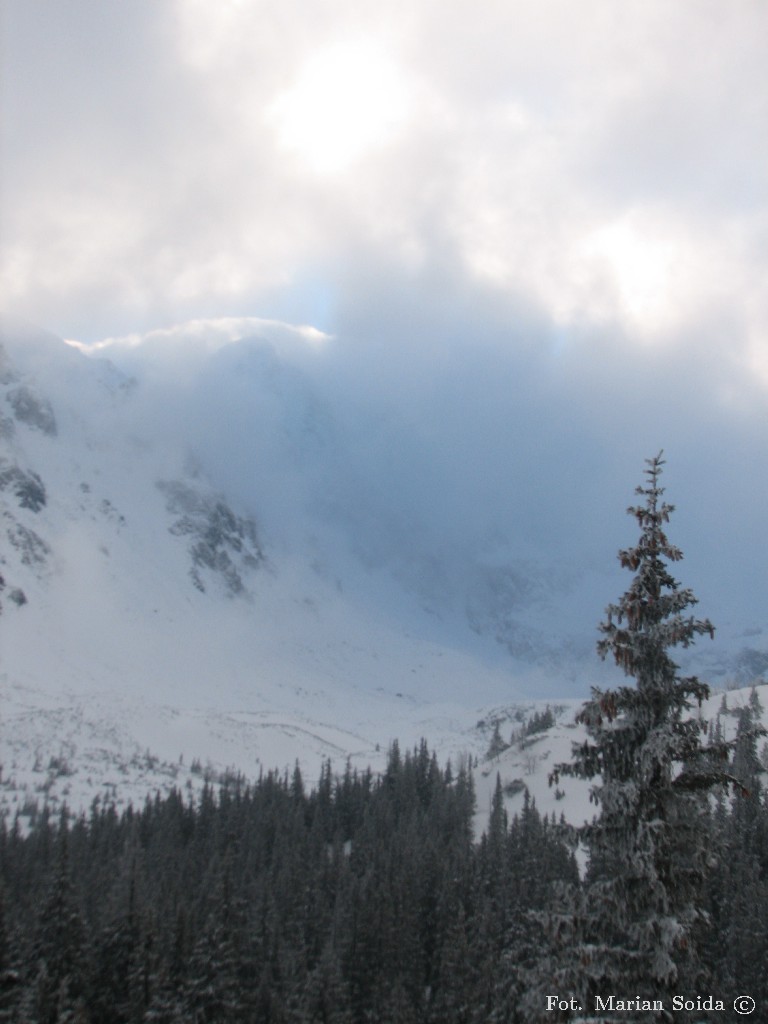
[7, 385, 57, 436]
[158, 479, 265, 596]
[6, 521, 50, 570]
[0, 462, 47, 513]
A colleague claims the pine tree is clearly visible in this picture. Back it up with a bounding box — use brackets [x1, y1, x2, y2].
[0, 882, 22, 1023]
[30, 817, 89, 1024]
[526, 453, 733, 1022]
[487, 722, 507, 759]
[711, 694, 768, 1003]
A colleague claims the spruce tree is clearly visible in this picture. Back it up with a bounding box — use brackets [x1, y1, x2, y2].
[29, 818, 89, 1024]
[526, 453, 732, 1023]
[711, 696, 768, 1005]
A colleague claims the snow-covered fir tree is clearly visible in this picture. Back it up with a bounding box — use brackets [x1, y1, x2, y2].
[523, 453, 735, 1023]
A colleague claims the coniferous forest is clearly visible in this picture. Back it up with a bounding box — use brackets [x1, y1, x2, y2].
[2, 457, 768, 1024]
[1, 723, 767, 1024]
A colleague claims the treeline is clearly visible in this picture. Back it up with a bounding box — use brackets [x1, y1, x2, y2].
[1, 713, 767, 1023]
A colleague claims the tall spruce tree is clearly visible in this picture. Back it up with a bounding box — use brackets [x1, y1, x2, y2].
[524, 453, 731, 1023]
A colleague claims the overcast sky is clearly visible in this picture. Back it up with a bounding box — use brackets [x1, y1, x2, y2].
[2, 1, 768, 643]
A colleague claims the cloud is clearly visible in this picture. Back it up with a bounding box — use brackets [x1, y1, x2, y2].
[1, 0, 765, 358]
[2, 0, 768, 639]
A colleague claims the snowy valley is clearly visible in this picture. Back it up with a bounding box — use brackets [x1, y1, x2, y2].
[1, 317, 766, 834]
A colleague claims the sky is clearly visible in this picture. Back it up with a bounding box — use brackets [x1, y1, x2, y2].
[1, 0, 768, 654]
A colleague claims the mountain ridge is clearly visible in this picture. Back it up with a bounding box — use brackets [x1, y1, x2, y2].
[1, 317, 766, 827]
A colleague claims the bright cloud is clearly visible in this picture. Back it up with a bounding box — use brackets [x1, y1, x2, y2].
[576, 214, 693, 333]
[0, 0, 766, 386]
[266, 38, 411, 174]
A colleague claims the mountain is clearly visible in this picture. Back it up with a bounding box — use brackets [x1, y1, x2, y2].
[0, 316, 765, 826]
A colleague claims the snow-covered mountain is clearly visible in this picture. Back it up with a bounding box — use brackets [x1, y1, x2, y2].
[1, 316, 766, 826]
[0, 317, 514, 821]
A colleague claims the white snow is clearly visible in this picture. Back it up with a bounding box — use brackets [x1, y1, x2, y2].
[1, 319, 766, 833]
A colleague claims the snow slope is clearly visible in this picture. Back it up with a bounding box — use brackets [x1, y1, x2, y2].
[471, 685, 768, 836]
[1, 317, 766, 829]
[0, 319, 515, 821]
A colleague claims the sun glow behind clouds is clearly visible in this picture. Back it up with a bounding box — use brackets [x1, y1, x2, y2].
[580, 216, 685, 334]
[267, 39, 410, 174]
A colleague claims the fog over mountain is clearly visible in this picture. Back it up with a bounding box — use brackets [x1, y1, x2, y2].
[79, 310, 768, 679]
[3, 314, 766, 687]
[1, 310, 767, 821]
